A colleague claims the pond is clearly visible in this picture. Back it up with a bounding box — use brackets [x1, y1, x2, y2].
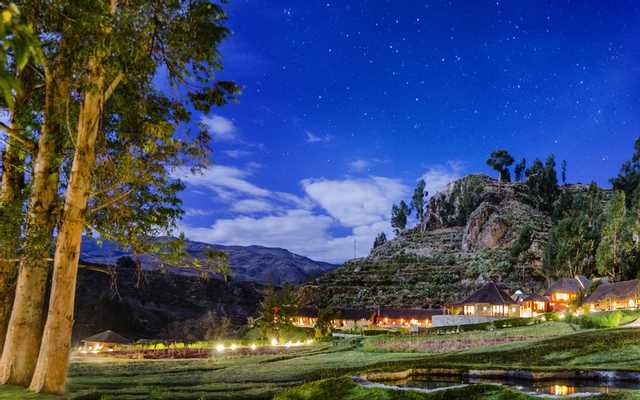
[381, 376, 640, 397]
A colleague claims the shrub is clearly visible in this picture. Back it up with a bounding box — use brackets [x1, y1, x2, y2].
[576, 311, 623, 329]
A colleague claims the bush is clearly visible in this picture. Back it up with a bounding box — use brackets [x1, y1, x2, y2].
[575, 311, 623, 329]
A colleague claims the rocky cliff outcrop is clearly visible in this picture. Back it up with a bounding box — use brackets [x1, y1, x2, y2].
[306, 174, 558, 308]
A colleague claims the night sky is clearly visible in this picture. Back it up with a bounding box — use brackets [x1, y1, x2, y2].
[175, 0, 640, 263]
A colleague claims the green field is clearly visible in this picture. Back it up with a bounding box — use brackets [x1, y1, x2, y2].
[3, 324, 640, 399]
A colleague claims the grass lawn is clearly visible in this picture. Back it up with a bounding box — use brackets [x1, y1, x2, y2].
[362, 322, 576, 353]
[3, 325, 640, 399]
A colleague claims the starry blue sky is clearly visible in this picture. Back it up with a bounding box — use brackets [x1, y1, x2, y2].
[176, 0, 640, 263]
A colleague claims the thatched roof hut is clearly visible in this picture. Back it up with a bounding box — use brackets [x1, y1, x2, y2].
[82, 330, 131, 346]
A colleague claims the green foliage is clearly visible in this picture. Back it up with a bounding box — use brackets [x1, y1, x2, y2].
[514, 158, 526, 181]
[447, 176, 485, 225]
[596, 191, 628, 280]
[391, 201, 411, 234]
[611, 136, 640, 204]
[510, 224, 533, 260]
[543, 183, 606, 280]
[0, 3, 43, 106]
[572, 311, 623, 329]
[256, 283, 298, 339]
[315, 307, 338, 338]
[524, 156, 559, 211]
[373, 232, 387, 249]
[486, 149, 514, 182]
[412, 179, 427, 226]
[547, 215, 595, 278]
[561, 159, 568, 184]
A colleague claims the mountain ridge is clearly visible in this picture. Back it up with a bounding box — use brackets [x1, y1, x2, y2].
[80, 237, 337, 285]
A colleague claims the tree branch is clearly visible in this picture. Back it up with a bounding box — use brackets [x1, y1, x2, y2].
[104, 73, 124, 101]
[88, 189, 133, 214]
[0, 122, 35, 152]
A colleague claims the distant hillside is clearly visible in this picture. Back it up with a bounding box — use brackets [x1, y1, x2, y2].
[303, 174, 607, 309]
[81, 238, 337, 285]
[74, 261, 262, 342]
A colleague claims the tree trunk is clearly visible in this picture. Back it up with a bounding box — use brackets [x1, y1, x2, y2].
[29, 61, 105, 395]
[0, 72, 30, 354]
[0, 73, 68, 386]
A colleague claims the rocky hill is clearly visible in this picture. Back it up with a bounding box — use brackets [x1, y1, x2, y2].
[304, 174, 591, 309]
[81, 238, 336, 285]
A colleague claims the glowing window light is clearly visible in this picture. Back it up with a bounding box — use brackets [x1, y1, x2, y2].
[250, 343, 257, 351]
[216, 344, 225, 353]
[230, 343, 237, 351]
[630, 299, 636, 308]
[271, 338, 278, 346]
[305, 339, 313, 345]
[295, 340, 302, 346]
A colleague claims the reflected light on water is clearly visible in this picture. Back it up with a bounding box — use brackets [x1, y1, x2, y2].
[548, 385, 576, 396]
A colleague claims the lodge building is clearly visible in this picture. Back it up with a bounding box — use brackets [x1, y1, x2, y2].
[583, 279, 640, 312]
[544, 276, 590, 311]
[446, 282, 520, 318]
[374, 307, 443, 329]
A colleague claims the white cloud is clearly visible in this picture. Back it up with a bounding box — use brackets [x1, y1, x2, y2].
[420, 161, 465, 196]
[180, 209, 391, 264]
[178, 174, 407, 263]
[184, 208, 214, 217]
[202, 115, 237, 142]
[274, 192, 314, 210]
[231, 199, 274, 213]
[302, 177, 409, 227]
[224, 149, 252, 159]
[181, 210, 336, 259]
[349, 159, 370, 172]
[305, 131, 333, 144]
[173, 165, 270, 198]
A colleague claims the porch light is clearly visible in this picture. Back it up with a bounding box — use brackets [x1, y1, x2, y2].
[271, 338, 278, 346]
[250, 343, 257, 351]
[230, 343, 237, 351]
[216, 344, 225, 353]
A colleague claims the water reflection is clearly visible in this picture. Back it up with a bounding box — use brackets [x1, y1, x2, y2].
[548, 385, 576, 396]
[388, 376, 640, 396]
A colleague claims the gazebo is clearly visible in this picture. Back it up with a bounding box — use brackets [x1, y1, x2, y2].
[81, 330, 131, 352]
